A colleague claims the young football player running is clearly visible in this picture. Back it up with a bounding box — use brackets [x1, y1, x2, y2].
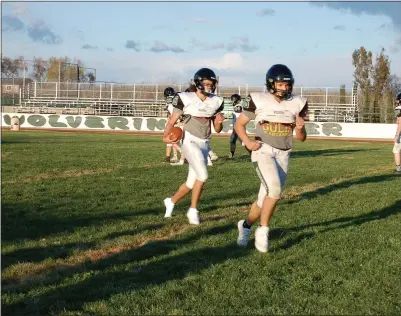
[162, 68, 224, 225]
[234, 64, 309, 252]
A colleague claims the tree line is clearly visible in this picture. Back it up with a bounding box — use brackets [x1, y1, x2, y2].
[1, 55, 96, 83]
[2, 49, 400, 123]
[352, 46, 400, 123]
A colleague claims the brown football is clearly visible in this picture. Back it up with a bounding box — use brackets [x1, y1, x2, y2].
[169, 126, 183, 141]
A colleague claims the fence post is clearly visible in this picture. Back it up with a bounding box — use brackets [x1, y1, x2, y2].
[19, 88, 22, 105]
[133, 84, 136, 101]
[56, 82, 58, 99]
[156, 84, 158, 102]
[77, 83, 80, 99]
[325, 87, 328, 107]
[300, 86, 303, 97]
[111, 83, 113, 100]
[34, 82, 37, 98]
[99, 84, 102, 100]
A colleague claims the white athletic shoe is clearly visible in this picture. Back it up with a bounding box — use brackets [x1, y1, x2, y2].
[207, 156, 213, 166]
[237, 220, 252, 247]
[254, 226, 269, 253]
[187, 208, 200, 225]
[209, 151, 218, 161]
[164, 198, 175, 218]
[170, 160, 185, 166]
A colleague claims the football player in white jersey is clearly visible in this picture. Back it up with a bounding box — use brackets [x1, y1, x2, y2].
[234, 64, 308, 252]
[393, 92, 401, 175]
[184, 84, 217, 167]
[162, 68, 225, 225]
[164, 87, 180, 163]
[228, 93, 250, 158]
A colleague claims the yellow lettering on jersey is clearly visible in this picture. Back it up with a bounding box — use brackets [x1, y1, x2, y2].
[262, 123, 292, 137]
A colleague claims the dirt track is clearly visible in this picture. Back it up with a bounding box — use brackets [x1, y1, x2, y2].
[2, 127, 394, 143]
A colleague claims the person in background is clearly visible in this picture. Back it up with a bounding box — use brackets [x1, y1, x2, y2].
[228, 93, 250, 158]
[393, 92, 401, 175]
[164, 87, 181, 163]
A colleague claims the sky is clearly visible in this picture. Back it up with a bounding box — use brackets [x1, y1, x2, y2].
[2, 1, 401, 89]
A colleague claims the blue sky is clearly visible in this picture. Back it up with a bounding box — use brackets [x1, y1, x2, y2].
[2, 1, 401, 88]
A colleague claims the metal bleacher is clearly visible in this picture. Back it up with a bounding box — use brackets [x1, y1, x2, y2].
[12, 81, 359, 122]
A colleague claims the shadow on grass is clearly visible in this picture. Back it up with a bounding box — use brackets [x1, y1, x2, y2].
[269, 199, 400, 252]
[282, 174, 398, 205]
[1, 202, 146, 243]
[2, 223, 248, 315]
[217, 148, 376, 164]
[2, 224, 164, 270]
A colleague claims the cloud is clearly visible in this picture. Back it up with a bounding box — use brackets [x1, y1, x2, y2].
[190, 38, 225, 51]
[26, 20, 62, 44]
[209, 42, 225, 50]
[333, 25, 346, 31]
[191, 35, 258, 53]
[256, 8, 275, 16]
[2, 15, 25, 32]
[310, 2, 401, 30]
[5, 2, 62, 45]
[82, 44, 98, 50]
[10, 2, 30, 17]
[237, 36, 259, 52]
[91, 53, 359, 88]
[150, 41, 185, 53]
[125, 40, 141, 51]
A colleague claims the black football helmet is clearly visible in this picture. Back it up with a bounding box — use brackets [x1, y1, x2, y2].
[396, 92, 401, 112]
[193, 68, 218, 93]
[231, 93, 241, 106]
[265, 64, 294, 100]
[164, 87, 175, 99]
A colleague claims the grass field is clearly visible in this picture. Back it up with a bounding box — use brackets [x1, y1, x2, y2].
[1, 130, 400, 315]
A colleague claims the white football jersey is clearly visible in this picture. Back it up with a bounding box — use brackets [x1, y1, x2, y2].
[249, 92, 307, 124]
[175, 92, 224, 118]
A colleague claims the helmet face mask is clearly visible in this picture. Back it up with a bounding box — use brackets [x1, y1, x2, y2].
[164, 87, 175, 100]
[193, 68, 218, 94]
[266, 64, 294, 100]
[396, 92, 401, 106]
[231, 93, 241, 106]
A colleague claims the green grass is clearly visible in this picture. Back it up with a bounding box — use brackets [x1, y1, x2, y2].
[1, 130, 400, 316]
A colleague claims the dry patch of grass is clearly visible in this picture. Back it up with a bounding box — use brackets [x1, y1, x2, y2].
[3, 168, 115, 184]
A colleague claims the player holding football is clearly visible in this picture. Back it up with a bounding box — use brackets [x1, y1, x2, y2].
[234, 64, 309, 252]
[162, 68, 225, 225]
